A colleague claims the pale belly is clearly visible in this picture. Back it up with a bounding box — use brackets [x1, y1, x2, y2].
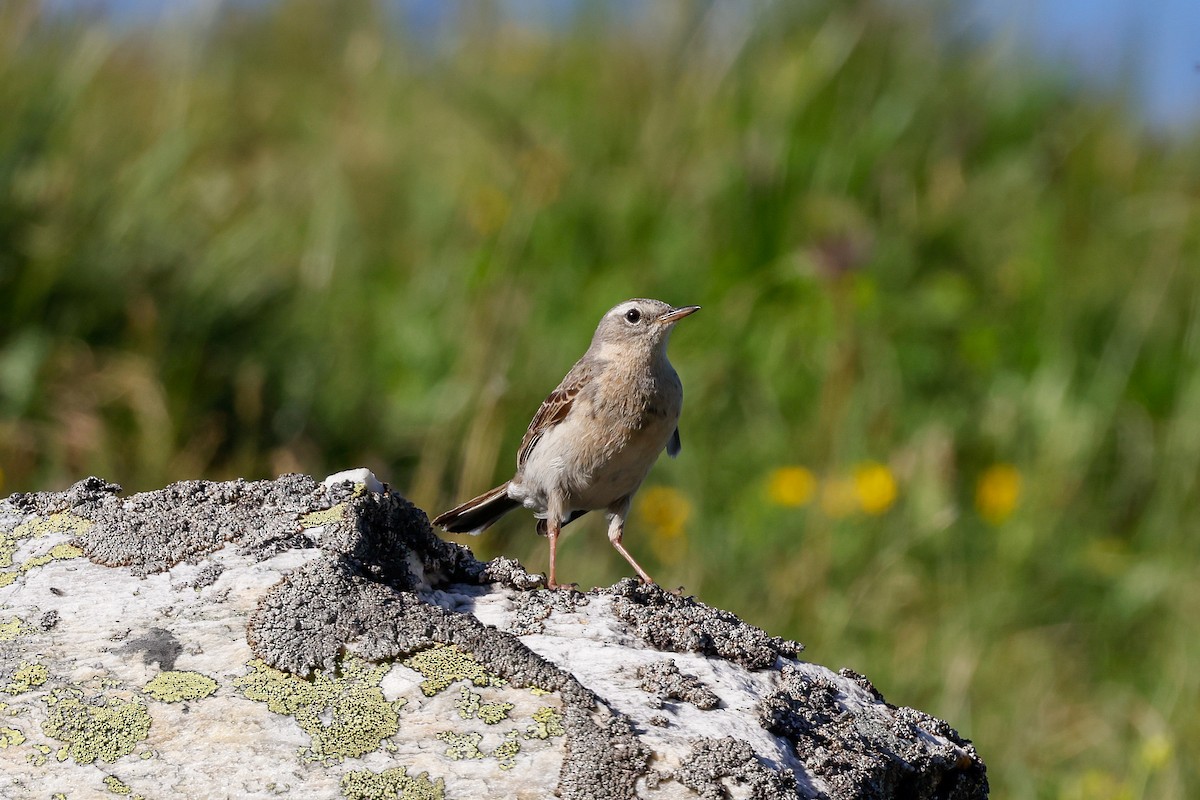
[510, 410, 677, 516]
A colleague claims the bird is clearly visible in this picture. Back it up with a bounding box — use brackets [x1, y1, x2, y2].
[433, 298, 699, 588]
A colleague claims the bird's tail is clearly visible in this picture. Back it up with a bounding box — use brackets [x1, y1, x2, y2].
[432, 482, 519, 534]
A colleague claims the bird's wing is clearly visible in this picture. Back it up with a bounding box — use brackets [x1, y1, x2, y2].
[517, 359, 597, 469]
[667, 427, 681, 457]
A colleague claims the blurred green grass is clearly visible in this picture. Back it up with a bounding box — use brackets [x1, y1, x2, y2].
[2, 0, 1198, 796]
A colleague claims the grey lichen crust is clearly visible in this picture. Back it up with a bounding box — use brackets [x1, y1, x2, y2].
[635, 660, 720, 710]
[759, 666, 987, 800]
[609, 579, 803, 669]
[667, 737, 801, 800]
[9, 474, 322, 574]
[1, 474, 988, 800]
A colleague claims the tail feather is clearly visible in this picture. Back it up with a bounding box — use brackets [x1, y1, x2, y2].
[432, 482, 519, 534]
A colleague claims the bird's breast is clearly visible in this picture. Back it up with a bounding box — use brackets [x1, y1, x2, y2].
[515, 365, 682, 512]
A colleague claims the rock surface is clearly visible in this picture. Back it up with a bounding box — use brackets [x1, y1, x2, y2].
[0, 471, 988, 799]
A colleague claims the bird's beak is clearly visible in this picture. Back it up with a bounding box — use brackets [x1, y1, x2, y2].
[658, 305, 701, 324]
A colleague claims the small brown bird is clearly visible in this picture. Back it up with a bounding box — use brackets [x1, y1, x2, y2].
[433, 298, 699, 588]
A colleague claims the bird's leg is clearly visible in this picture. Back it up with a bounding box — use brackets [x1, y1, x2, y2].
[607, 498, 653, 584]
[546, 516, 563, 589]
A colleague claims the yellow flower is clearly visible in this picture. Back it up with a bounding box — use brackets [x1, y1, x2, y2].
[635, 486, 692, 565]
[976, 464, 1021, 525]
[853, 461, 897, 515]
[1138, 733, 1173, 772]
[766, 466, 816, 508]
[819, 476, 858, 519]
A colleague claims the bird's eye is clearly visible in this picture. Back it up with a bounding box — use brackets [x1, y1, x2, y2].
[624, 308, 642, 324]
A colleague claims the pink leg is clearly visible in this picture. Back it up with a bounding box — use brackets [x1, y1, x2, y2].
[547, 516, 563, 589]
[607, 499, 653, 584]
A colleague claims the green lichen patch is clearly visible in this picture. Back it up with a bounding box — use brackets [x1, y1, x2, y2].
[299, 503, 347, 528]
[1, 512, 93, 568]
[18, 542, 84, 573]
[478, 699, 515, 725]
[142, 670, 218, 702]
[0, 616, 34, 642]
[453, 687, 513, 724]
[0, 725, 25, 747]
[27, 743, 51, 766]
[402, 644, 506, 697]
[2, 662, 49, 695]
[340, 766, 445, 800]
[234, 656, 404, 764]
[435, 730, 485, 760]
[41, 688, 152, 765]
[493, 730, 522, 770]
[524, 706, 566, 740]
[103, 774, 132, 794]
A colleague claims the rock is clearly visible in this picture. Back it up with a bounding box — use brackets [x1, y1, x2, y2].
[0, 471, 988, 799]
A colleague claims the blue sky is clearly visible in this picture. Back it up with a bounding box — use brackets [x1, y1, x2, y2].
[43, 0, 1200, 131]
[959, 0, 1200, 130]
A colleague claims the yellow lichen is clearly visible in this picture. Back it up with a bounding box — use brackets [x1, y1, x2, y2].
[142, 671, 218, 703]
[340, 767, 445, 800]
[103, 774, 132, 794]
[41, 688, 152, 765]
[27, 743, 51, 766]
[0, 725, 26, 747]
[1, 513, 93, 568]
[453, 687, 513, 724]
[435, 730, 485, 760]
[18, 542, 84, 573]
[235, 656, 404, 764]
[0, 616, 34, 642]
[299, 504, 347, 528]
[402, 644, 506, 697]
[524, 706, 565, 740]
[3, 662, 49, 695]
[494, 730, 522, 770]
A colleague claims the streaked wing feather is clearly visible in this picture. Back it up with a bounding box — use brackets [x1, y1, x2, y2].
[517, 360, 595, 468]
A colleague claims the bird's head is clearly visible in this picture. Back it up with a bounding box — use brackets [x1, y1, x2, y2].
[590, 298, 700, 355]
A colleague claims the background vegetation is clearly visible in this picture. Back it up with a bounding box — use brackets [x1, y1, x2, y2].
[2, 0, 1198, 796]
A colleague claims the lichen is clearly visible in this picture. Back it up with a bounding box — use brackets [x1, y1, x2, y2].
[2, 662, 48, 695]
[525, 706, 566, 740]
[0, 725, 25, 747]
[0, 512, 93, 568]
[41, 688, 152, 765]
[0, 616, 34, 642]
[234, 656, 404, 764]
[340, 767, 445, 800]
[27, 743, 51, 766]
[103, 774, 132, 794]
[453, 687, 513, 724]
[142, 670, 218, 702]
[18, 542, 84, 572]
[435, 730, 485, 760]
[402, 644, 507, 697]
[299, 503, 347, 528]
[494, 730, 522, 770]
